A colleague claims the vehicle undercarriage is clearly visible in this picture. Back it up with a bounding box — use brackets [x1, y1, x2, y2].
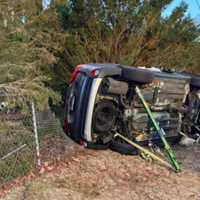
[64, 64, 200, 153]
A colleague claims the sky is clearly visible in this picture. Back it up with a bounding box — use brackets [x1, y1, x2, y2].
[163, 0, 200, 23]
[42, 0, 200, 23]
[42, 0, 50, 9]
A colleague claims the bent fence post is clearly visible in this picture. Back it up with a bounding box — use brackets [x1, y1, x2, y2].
[0, 144, 27, 162]
[31, 102, 41, 167]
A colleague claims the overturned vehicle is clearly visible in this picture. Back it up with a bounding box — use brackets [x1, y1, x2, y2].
[64, 64, 199, 153]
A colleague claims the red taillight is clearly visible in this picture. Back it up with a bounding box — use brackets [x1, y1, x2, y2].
[90, 69, 100, 77]
[70, 65, 81, 83]
[70, 65, 99, 82]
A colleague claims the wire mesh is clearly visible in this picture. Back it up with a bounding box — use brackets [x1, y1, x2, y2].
[35, 109, 70, 164]
[0, 95, 36, 185]
[0, 93, 72, 187]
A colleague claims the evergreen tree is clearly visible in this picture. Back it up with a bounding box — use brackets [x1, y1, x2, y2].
[0, 0, 200, 107]
[59, 0, 200, 71]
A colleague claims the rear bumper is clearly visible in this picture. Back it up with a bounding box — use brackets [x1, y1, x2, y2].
[65, 76, 103, 142]
[84, 78, 103, 142]
[66, 76, 93, 142]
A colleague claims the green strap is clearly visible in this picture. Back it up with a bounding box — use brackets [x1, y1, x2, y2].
[114, 133, 174, 170]
[135, 86, 181, 172]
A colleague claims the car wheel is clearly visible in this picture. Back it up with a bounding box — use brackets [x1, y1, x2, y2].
[180, 72, 200, 88]
[85, 141, 110, 150]
[191, 75, 200, 87]
[92, 100, 117, 133]
[110, 140, 138, 155]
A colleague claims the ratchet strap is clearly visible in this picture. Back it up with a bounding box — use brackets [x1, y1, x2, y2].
[134, 86, 181, 172]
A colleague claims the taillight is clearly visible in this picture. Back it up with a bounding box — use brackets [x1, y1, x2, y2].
[70, 65, 81, 83]
[70, 64, 100, 82]
[90, 69, 100, 77]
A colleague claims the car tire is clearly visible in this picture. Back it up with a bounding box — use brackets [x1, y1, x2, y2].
[85, 141, 110, 150]
[110, 140, 138, 155]
[121, 66, 154, 84]
[191, 75, 200, 88]
[92, 100, 117, 133]
[180, 72, 200, 88]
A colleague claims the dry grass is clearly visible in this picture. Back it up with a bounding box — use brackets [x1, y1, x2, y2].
[2, 144, 200, 200]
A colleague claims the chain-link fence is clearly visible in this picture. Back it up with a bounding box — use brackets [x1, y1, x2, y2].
[0, 93, 74, 187]
[35, 104, 74, 165]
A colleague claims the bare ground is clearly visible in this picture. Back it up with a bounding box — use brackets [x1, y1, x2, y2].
[1, 144, 200, 200]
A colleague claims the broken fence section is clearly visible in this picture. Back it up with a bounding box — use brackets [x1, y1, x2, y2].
[0, 94, 72, 187]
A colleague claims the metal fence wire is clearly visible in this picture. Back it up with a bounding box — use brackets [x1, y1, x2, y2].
[0, 95, 35, 184]
[0, 93, 70, 187]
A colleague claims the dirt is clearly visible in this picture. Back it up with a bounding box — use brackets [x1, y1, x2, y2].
[1, 144, 200, 200]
